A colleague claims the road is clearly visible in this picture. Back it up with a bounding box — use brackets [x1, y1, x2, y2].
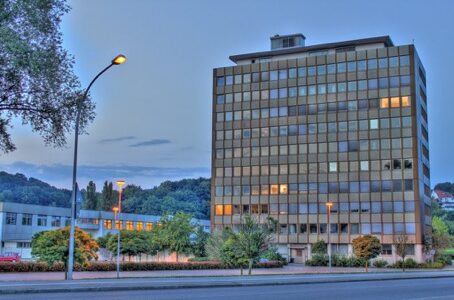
[1, 277, 453, 300]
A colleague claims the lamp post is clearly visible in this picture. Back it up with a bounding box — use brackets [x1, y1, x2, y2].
[66, 55, 126, 281]
[115, 180, 125, 279]
[326, 201, 333, 271]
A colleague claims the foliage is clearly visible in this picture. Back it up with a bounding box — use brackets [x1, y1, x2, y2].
[205, 229, 227, 261]
[154, 213, 195, 261]
[106, 230, 158, 261]
[0, 172, 211, 219]
[31, 226, 98, 265]
[98, 181, 117, 211]
[188, 257, 210, 262]
[312, 240, 327, 254]
[394, 234, 410, 271]
[436, 254, 452, 266]
[82, 181, 98, 210]
[192, 226, 209, 258]
[372, 259, 388, 268]
[305, 254, 328, 266]
[261, 245, 287, 264]
[234, 215, 276, 275]
[0, 260, 284, 272]
[0, 172, 71, 207]
[220, 235, 247, 268]
[432, 196, 454, 236]
[0, 0, 95, 153]
[432, 216, 454, 258]
[96, 233, 112, 249]
[305, 254, 366, 268]
[352, 235, 382, 272]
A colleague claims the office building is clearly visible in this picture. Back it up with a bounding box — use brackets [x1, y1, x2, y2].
[211, 34, 430, 263]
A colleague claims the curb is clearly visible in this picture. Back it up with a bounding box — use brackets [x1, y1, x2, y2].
[2, 273, 454, 295]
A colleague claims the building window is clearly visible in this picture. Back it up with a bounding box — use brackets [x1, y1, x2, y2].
[215, 205, 223, 216]
[115, 220, 122, 230]
[136, 222, 144, 231]
[17, 242, 32, 248]
[37, 215, 47, 227]
[126, 221, 133, 231]
[22, 213, 32, 226]
[51, 216, 61, 227]
[104, 219, 112, 230]
[224, 204, 232, 216]
[6, 212, 16, 225]
[146, 222, 153, 231]
[382, 244, 392, 255]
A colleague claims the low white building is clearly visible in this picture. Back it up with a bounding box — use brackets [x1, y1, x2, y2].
[433, 190, 454, 211]
[0, 202, 210, 260]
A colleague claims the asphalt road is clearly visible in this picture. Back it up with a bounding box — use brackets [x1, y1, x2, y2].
[1, 277, 453, 300]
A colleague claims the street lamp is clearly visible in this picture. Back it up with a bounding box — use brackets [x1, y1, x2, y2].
[115, 180, 125, 279]
[66, 54, 126, 281]
[325, 201, 333, 271]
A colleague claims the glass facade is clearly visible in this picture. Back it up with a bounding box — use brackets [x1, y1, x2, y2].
[212, 37, 430, 262]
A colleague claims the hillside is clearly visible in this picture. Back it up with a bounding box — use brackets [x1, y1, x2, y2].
[0, 171, 211, 219]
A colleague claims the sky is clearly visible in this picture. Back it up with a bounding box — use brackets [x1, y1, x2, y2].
[0, 0, 453, 190]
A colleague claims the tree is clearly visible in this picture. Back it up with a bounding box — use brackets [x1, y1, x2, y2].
[312, 240, 327, 255]
[154, 213, 195, 262]
[0, 0, 95, 153]
[106, 230, 158, 261]
[83, 181, 98, 210]
[432, 216, 453, 259]
[352, 235, 382, 272]
[192, 226, 209, 258]
[235, 215, 276, 275]
[31, 226, 98, 278]
[205, 229, 226, 261]
[394, 234, 410, 272]
[98, 181, 116, 211]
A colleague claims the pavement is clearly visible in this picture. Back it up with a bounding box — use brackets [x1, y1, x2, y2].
[0, 270, 454, 295]
[0, 264, 408, 281]
[1, 276, 454, 300]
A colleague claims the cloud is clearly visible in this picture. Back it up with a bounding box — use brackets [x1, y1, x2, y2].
[99, 136, 136, 144]
[0, 161, 210, 189]
[129, 139, 171, 148]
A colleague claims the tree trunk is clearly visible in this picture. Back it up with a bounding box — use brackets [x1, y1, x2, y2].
[248, 259, 253, 275]
[402, 258, 406, 272]
[365, 260, 368, 273]
[240, 266, 243, 276]
[176, 252, 179, 263]
[64, 262, 68, 280]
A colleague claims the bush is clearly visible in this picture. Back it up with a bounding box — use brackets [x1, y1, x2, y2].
[188, 257, 211, 262]
[0, 260, 285, 272]
[436, 254, 453, 266]
[305, 254, 328, 266]
[372, 259, 388, 268]
[419, 262, 444, 269]
[261, 246, 288, 265]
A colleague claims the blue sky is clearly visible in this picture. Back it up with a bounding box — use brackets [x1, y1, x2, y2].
[0, 0, 453, 189]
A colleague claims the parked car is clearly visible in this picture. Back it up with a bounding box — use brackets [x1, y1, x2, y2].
[0, 252, 21, 263]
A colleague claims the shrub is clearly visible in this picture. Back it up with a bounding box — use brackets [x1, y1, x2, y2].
[419, 262, 444, 269]
[0, 260, 285, 272]
[373, 259, 388, 268]
[188, 257, 211, 262]
[261, 246, 288, 264]
[312, 240, 327, 254]
[305, 254, 328, 266]
[436, 254, 453, 266]
[403, 258, 418, 268]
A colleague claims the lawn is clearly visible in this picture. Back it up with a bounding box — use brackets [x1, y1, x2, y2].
[444, 248, 454, 255]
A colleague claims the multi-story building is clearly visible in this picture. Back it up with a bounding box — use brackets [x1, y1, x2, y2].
[433, 190, 454, 211]
[211, 34, 431, 263]
[0, 202, 210, 260]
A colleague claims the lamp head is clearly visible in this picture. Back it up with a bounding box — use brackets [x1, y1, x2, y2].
[325, 201, 333, 208]
[112, 207, 119, 213]
[116, 180, 126, 189]
[112, 54, 126, 65]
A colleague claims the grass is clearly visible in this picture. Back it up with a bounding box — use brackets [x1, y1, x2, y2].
[443, 248, 454, 255]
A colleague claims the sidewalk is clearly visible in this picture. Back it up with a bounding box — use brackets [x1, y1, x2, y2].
[0, 271, 454, 295]
[0, 264, 402, 281]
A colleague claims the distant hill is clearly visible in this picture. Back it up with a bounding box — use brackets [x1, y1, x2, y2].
[0, 171, 211, 219]
[0, 171, 71, 207]
[434, 182, 454, 195]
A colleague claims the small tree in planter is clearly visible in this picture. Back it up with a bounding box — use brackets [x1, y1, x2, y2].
[352, 235, 382, 272]
[394, 234, 410, 272]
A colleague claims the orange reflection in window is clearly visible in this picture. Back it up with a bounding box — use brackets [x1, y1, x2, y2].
[380, 97, 389, 108]
[270, 185, 279, 195]
[391, 97, 400, 108]
[224, 205, 232, 216]
[401, 96, 410, 107]
[215, 205, 223, 216]
[280, 184, 288, 194]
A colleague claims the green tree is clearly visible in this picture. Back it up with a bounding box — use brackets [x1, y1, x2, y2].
[312, 240, 327, 255]
[432, 216, 453, 259]
[154, 212, 195, 262]
[352, 235, 382, 272]
[221, 233, 248, 274]
[192, 226, 209, 258]
[205, 229, 227, 261]
[83, 181, 98, 210]
[99, 181, 116, 211]
[235, 215, 276, 275]
[31, 226, 98, 278]
[0, 0, 95, 153]
[106, 230, 158, 261]
[394, 234, 410, 272]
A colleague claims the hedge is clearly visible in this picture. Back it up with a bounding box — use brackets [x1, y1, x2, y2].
[0, 260, 284, 272]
